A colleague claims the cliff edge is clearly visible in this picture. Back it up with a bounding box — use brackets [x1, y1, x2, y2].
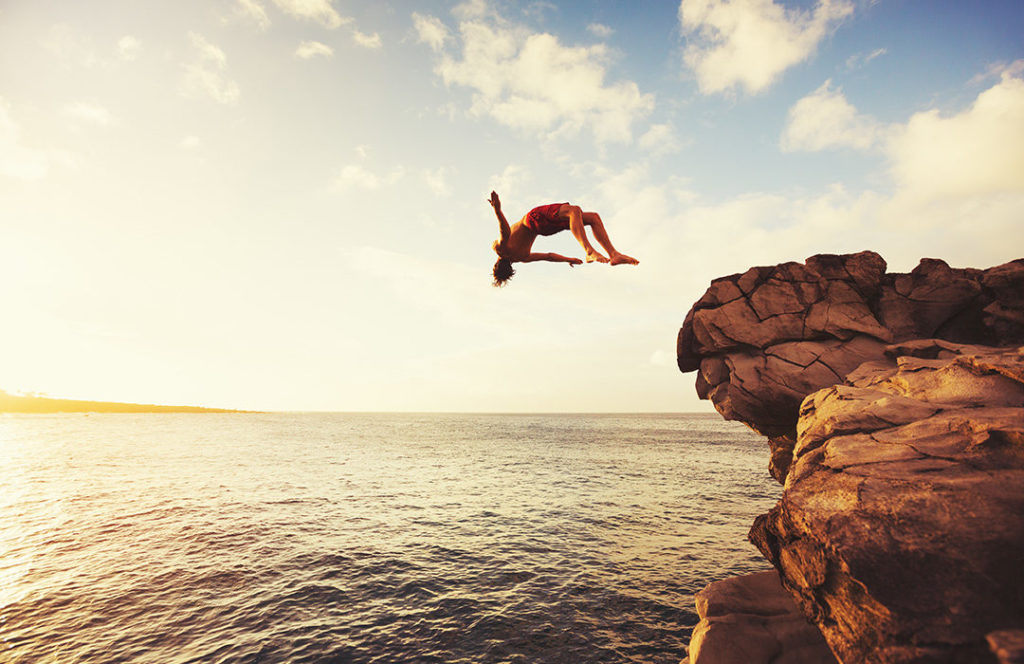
[677, 252, 1024, 663]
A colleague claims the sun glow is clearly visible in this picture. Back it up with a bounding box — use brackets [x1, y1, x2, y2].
[1, 1, 1021, 412]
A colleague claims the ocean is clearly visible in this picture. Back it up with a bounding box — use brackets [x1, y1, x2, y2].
[0, 413, 778, 663]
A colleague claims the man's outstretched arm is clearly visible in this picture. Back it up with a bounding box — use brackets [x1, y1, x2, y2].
[522, 252, 583, 265]
[489, 191, 511, 242]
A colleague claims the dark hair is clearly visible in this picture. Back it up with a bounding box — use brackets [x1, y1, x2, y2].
[492, 258, 515, 286]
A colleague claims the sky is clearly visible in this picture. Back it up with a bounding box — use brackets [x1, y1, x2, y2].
[1, 0, 1022, 412]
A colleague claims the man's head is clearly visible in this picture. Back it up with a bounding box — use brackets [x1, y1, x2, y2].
[492, 258, 515, 286]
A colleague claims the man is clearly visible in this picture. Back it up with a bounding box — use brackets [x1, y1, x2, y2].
[488, 191, 638, 286]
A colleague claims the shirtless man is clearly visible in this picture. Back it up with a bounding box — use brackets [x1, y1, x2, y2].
[488, 191, 638, 286]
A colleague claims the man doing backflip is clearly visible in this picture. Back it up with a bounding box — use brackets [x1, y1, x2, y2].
[488, 191, 638, 286]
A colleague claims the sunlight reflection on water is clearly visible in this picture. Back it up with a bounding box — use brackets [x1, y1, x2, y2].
[0, 413, 778, 663]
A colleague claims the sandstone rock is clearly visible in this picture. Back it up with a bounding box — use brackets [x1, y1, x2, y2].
[677, 254, 1024, 664]
[988, 630, 1024, 664]
[748, 344, 1024, 663]
[683, 571, 837, 664]
[677, 253, 1024, 483]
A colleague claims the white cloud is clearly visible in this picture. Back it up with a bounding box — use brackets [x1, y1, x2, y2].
[889, 71, 1024, 199]
[271, 0, 349, 29]
[420, 9, 654, 143]
[613, 73, 1024, 283]
[295, 40, 334, 59]
[64, 101, 116, 126]
[590, 162, 1018, 303]
[639, 123, 684, 155]
[236, 0, 271, 30]
[423, 167, 452, 196]
[43, 23, 99, 68]
[0, 98, 49, 179]
[780, 70, 1024, 207]
[332, 163, 404, 191]
[413, 13, 449, 52]
[487, 164, 533, 200]
[181, 135, 202, 150]
[587, 23, 614, 38]
[117, 35, 142, 61]
[181, 33, 240, 105]
[189, 32, 227, 67]
[352, 30, 382, 50]
[781, 79, 883, 151]
[453, 0, 490, 20]
[679, 0, 854, 95]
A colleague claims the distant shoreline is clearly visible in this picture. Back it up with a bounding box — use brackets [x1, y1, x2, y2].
[0, 390, 252, 414]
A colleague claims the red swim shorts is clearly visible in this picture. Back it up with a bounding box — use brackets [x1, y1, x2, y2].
[524, 203, 570, 236]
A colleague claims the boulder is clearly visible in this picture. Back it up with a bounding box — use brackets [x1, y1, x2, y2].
[682, 571, 837, 664]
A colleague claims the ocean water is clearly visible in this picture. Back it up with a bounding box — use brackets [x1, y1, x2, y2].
[0, 413, 779, 664]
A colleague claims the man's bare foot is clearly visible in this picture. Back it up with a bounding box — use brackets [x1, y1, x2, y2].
[586, 250, 609, 264]
[609, 253, 638, 265]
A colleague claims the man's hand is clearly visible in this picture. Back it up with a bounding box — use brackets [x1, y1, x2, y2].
[567, 257, 583, 267]
[488, 191, 501, 210]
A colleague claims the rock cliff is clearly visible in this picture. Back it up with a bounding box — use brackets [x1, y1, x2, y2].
[677, 252, 1024, 663]
[677, 251, 1024, 483]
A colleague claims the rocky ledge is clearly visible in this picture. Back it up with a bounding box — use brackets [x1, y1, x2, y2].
[682, 570, 837, 664]
[677, 252, 1024, 663]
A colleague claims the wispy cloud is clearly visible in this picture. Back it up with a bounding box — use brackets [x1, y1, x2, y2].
[679, 0, 854, 95]
[413, 13, 449, 52]
[844, 47, 886, 71]
[116, 35, 141, 61]
[271, 0, 349, 29]
[969, 59, 1024, 86]
[0, 98, 49, 179]
[639, 123, 684, 155]
[486, 164, 533, 201]
[64, 101, 116, 126]
[587, 23, 613, 38]
[453, 0, 489, 20]
[295, 40, 333, 59]
[423, 166, 452, 196]
[415, 4, 654, 144]
[235, 0, 271, 31]
[181, 33, 240, 105]
[352, 30, 382, 50]
[332, 163, 404, 191]
[43, 23, 99, 68]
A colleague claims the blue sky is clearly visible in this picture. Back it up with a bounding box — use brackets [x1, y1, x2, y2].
[1, 0, 1022, 411]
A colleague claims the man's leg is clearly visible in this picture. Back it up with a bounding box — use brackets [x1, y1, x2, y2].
[566, 206, 608, 263]
[583, 212, 638, 265]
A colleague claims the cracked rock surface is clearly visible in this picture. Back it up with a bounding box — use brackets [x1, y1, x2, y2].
[749, 342, 1024, 663]
[677, 252, 1024, 483]
[677, 253, 1024, 664]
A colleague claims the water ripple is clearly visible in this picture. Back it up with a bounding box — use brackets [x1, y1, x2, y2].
[0, 413, 777, 663]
